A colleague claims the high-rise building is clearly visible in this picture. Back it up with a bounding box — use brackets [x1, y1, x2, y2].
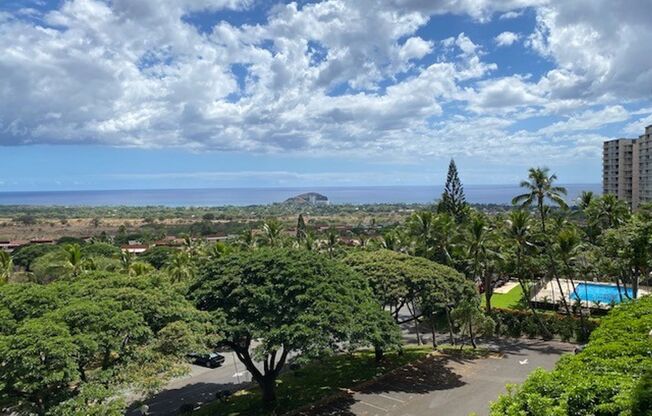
[603, 125, 652, 210]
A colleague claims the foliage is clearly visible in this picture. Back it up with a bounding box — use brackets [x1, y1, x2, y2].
[491, 308, 599, 342]
[438, 159, 468, 222]
[10, 243, 60, 271]
[0, 273, 212, 415]
[189, 248, 400, 405]
[490, 296, 652, 415]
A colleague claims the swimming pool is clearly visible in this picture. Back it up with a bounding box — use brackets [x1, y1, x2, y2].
[571, 282, 633, 304]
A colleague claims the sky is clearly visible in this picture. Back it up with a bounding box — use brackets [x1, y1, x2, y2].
[1, 0, 652, 191]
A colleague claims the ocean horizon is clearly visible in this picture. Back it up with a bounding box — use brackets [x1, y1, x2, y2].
[0, 184, 602, 207]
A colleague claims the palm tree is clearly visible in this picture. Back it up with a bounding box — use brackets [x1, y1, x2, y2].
[0, 251, 12, 284]
[512, 167, 568, 232]
[596, 194, 630, 229]
[322, 229, 339, 258]
[505, 210, 550, 337]
[261, 220, 283, 248]
[555, 228, 588, 338]
[119, 250, 133, 275]
[206, 242, 231, 260]
[465, 216, 499, 313]
[432, 213, 458, 266]
[130, 262, 154, 276]
[166, 251, 195, 283]
[238, 228, 256, 250]
[64, 244, 84, 277]
[577, 191, 594, 211]
[513, 167, 571, 315]
[408, 211, 434, 257]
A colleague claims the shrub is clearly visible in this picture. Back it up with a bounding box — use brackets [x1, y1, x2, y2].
[491, 308, 598, 343]
[490, 297, 652, 415]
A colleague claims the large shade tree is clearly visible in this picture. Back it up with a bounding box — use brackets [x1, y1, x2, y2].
[189, 248, 400, 406]
[343, 249, 476, 346]
[0, 272, 211, 415]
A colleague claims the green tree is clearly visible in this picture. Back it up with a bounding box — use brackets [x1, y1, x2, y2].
[189, 249, 399, 407]
[0, 251, 12, 284]
[343, 250, 475, 345]
[0, 318, 80, 415]
[296, 214, 307, 243]
[166, 251, 195, 283]
[512, 167, 571, 315]
[260, 219, 284, 247]
[438, 159, 468, 222]
[451, 298, 495, 349]
[139, 245, 177, 269]
[504, 210, 550, 337]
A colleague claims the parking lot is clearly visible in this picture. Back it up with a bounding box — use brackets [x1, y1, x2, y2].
[297, 339, 574, 416]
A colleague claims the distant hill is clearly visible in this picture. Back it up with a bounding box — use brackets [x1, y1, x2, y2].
[284, 192, 329, 205]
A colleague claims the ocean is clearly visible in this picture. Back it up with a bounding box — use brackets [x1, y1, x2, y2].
[0, 184, 602, 207]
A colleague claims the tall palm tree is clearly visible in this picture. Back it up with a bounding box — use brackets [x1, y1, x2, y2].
[596, 194, 630, 229]
[465, 216, 499, 312]
[512, 167, 568, 232]
[0, 251, 12, 284]
[431, 213, 458, 266]
[408, 211, 434, 257]
[555, 228, 588, 338]
[505, 210, 550, 337]
[513, 167, 571, 315]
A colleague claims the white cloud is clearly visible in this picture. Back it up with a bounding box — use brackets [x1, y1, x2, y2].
[495, 31, 520, 46]
[539, 105, 630, 135]
[0, 0, 650, 171]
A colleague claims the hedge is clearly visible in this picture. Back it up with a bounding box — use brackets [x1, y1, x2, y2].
[490, 296, 652, 415]
[491, 308, 600, 343]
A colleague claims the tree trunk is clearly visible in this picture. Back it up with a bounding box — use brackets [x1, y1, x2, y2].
[374, 345, 384, 362]
[407, 301, 421, 345]
[260, 376, 277, 408]
[430, 317, 437, 348]
[538, 199, 572, 316]
[484, 272, 492, 314]
[469, 320, 476, 349]
[445, 306, 455, 345]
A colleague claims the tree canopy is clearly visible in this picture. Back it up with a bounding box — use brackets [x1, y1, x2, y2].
[0, 272, 212, 415]
[189, 248, 400, 405]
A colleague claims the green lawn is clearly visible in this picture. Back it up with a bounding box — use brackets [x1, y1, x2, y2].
[482, 284, 524, 309]
[193, 346, 433, 416]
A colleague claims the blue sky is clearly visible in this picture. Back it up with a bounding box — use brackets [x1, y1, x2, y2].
[1, 0, 651, 191]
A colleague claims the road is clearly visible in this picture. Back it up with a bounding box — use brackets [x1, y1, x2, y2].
[298, 338, 574, 416]
[129, 306, 573, 415]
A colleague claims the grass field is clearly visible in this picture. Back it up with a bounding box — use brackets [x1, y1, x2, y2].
[193, 346, 434, 416]
[482, 284, 524, 309]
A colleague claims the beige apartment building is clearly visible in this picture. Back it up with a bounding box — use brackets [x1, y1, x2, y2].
[603, 124, 652, 209]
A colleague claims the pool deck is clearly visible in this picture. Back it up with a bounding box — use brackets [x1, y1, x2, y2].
[532, 279, 649, 308]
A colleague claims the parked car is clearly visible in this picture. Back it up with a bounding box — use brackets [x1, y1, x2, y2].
[187, 352, 226, 368]
[574, 344, 586, 354]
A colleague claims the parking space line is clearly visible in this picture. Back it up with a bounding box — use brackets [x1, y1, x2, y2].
[358, 400, 388, 412]
[377, 394, 405, 403]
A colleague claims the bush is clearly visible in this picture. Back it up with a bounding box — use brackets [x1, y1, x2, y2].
[632, 367, 652, 416]
[491, 308, 598, 343]
[490, 297, 652, 415]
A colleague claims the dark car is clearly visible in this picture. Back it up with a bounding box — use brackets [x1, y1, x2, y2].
[187, 352, 226, 368]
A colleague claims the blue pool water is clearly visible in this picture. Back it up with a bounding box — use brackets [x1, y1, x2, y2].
[571, 283, 633, 304]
